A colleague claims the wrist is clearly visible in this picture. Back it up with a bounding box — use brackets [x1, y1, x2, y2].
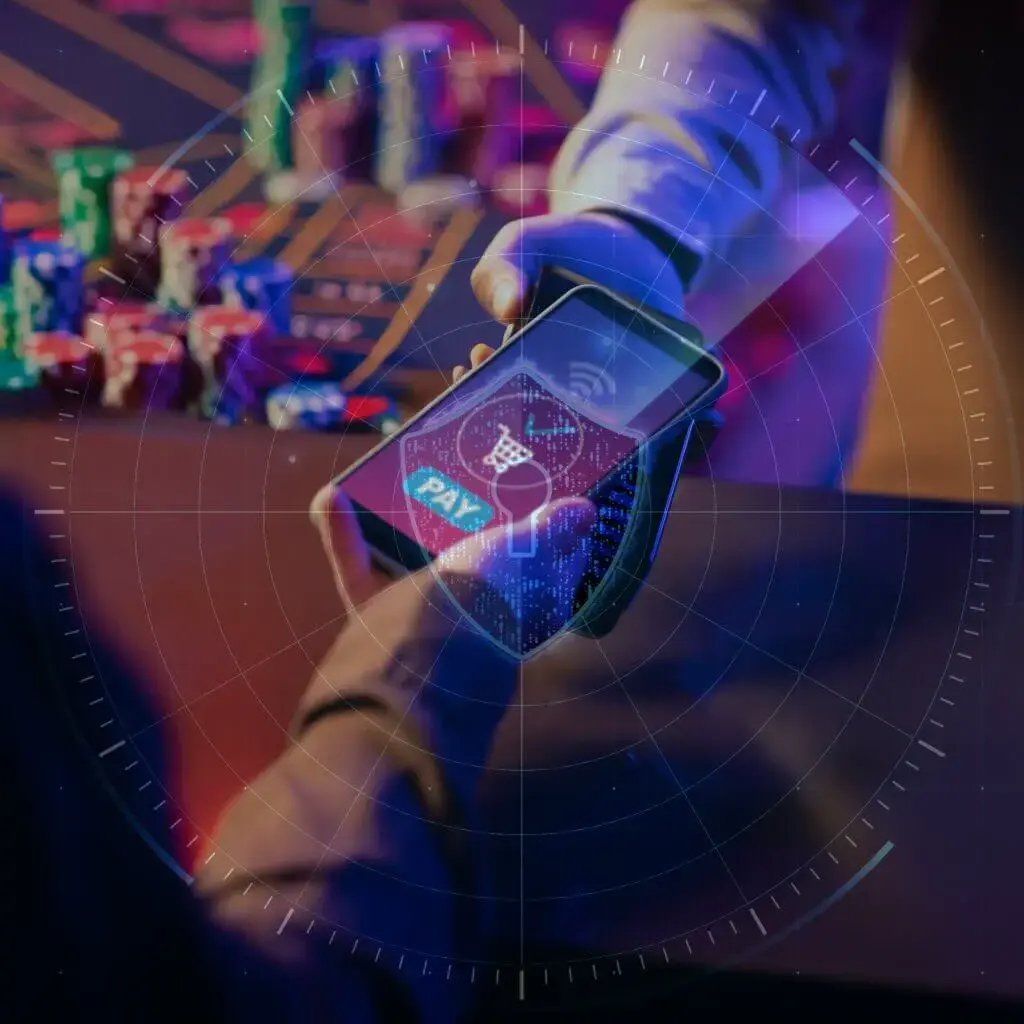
[586, 208, 701, 293]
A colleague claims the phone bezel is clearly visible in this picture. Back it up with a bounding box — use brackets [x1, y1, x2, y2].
[336, 283, 726, 572]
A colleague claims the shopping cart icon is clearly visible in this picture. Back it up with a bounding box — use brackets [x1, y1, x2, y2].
[482, 423, 534, 475]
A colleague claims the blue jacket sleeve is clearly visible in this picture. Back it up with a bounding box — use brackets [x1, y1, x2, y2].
[549, 0, 862, 286]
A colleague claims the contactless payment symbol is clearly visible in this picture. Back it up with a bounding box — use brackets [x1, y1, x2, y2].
[403, 467, 493, 532]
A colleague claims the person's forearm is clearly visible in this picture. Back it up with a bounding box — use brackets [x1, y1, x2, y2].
[198, 572, 517, 1023]
[550, 0, 861, 283]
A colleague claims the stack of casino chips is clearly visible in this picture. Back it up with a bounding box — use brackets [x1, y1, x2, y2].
[111, 166, 190, 296]
[0, 283, 32, 389]
[86, 301, 168, 353]
[157, 217, 232, 312]
[290, 96, 353, 199]
[450, 48, 519, 190]
[376, 23, 460, 194]
[315, 36, 380, 182]
[219, 257, 293, 335]
[188, 306, 271, 423]
[0, 192, 19, 387]
[23, 330, 97, 400]
[52, 148, 134, 259]
[0, 193, 10, 285]
[102, 330, 185, 410]
[266, 380, 346, 431]
[267, 381, 400, 433]
[0, 285, 16, 354]
[246, 1, 313, 174]
[12, 241, 85, 343]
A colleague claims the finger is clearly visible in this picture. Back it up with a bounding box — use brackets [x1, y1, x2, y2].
[472, 212, 688, 322]
[452, 364, 467, 384]
[469, 343, 494, 367]
[471, 216, 569, 322]
[309, 484, 376, 610]
[533, 497, 597, 556]
[440, 496, 595, 575]
[470, 254, 528, 323]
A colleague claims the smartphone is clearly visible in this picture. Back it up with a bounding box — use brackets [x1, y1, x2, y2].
[335, 283, 726, 589]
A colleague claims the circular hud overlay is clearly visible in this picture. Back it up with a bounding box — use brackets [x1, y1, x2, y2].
[23, 28, 1021, 1009]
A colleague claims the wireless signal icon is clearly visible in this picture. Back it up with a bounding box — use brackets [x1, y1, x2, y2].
[568, 361, 616, 400]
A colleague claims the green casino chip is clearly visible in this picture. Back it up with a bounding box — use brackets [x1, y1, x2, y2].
[246, 2, 312, 172]
[53, 147, 134, 259]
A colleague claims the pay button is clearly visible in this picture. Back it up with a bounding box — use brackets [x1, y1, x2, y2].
[404, 467, 494, 533]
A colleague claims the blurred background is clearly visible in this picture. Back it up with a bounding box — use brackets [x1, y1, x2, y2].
[1, 1, 1021, 1014]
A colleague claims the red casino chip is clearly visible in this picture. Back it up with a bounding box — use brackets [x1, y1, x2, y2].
[344, 394, 400, 432]
[112, 166, 190, 250]
[24, 331, 98, 398]
[187, 306, 268, 360]
[164, 216, 231, 250]
[85, 302, 163, 352]
[102, 329, 185, 410]
[24, 330, 94, 369]
[187, 306, 273, 421]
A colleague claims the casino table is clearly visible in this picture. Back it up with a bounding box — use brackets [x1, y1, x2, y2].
[2, 0, 1022, 1014]
[5, 408, 1024, 1011]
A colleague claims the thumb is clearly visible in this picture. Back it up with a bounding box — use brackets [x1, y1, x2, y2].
[309, 484, 377, 611]
[471, 213, 582, 323]
[440, 496, 596, 575]
[470, 227, 536, 323]
[531, 496, 597, 556]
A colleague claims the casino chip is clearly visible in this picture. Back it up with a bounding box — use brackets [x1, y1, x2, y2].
[315, 36, 380, 183]
[376, 22, 460, 194]
[23, 330, 96, 398]
[0, 194, 10, 285]
[158, 217, 232, 312]
[246, 1, 312, 174]
[86, 302, 166, 352]
[102, 329, 184, 410]
[189, 305, 272, 424]
[12, 240, 85, 341]
[112, 165, 189, 294]
[267, 381, 400, 434]
[219, 257, 293, 336]
[52, 147, 134, 259]
[0, 284, 18, 356]
[291, 97, 351, 199]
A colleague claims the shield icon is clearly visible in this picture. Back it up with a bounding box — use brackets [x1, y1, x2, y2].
[399, 362, 648, 659]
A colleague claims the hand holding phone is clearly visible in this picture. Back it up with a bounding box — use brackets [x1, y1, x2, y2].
[333, 283, 726, 656]
[313, 478, 596, 657]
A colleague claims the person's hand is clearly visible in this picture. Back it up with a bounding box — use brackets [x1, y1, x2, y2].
[310, 485, 391, 614]
[311, 482, 596, 645]
[469, 210, 688, 325]
[456, 210, 689, 384]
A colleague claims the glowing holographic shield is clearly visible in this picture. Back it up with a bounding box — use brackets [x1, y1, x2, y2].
[399, 363, 646, 658]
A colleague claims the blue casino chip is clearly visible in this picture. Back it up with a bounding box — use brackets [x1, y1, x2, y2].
[219, 257, 294, 336]
[266, 381, 400, 433]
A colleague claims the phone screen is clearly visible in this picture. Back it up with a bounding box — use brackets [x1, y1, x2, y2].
[339, 286, 724, 567]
